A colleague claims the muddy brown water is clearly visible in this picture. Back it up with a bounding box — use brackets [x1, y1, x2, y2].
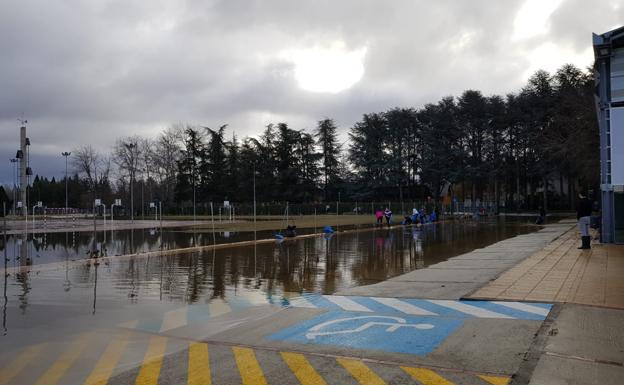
[0, 219, 552, 350]
[1, 219, 536, 318]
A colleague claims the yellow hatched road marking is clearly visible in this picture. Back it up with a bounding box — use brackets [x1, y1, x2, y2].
[478, 374, 510, 385]
[280, 352, 327, 385]
[187, 342, 210, 385]
[337, 358, 387, 385]
[35, 333, 93, 385]
[0, 343, 47, 385]
[232, 347, 268, 385]
[401, 367, 455, 385]
[83, 330, 132, 385]
[134, 336, 168, 385]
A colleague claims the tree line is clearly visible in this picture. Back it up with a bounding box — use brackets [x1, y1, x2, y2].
[12, 64, 598, 214]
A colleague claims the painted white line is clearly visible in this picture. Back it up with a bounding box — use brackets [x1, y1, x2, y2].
[247, 292, 271, 306]
[324, 295, 373, 312]
[371, 297, 438, 316]
[288, 296, 318, 308]
[160, 306, 188, 332]
[426, 300, 515, 319]
[491, 301, 550, 317]
[209, 298, 233, 317]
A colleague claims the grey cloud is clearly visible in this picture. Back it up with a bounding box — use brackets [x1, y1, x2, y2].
[0, 0, 619, 183]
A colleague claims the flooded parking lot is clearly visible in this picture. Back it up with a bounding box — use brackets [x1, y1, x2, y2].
[1, 220, 537, 338]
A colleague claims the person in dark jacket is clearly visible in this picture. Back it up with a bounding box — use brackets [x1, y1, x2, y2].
[535, 206, 546, 225]
[576, 192, 593, 249]
[383, 208, 392, 226]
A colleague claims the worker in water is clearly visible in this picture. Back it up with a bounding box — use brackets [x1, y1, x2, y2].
[384, 207, 393, 226]
[411, 208, 419, 224]
[375, 209, 384, 225]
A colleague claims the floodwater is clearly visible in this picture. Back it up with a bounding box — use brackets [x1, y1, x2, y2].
[1, 219, 536, 340]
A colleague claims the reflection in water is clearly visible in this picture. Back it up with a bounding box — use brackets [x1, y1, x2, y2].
[1, 220, 536, 336]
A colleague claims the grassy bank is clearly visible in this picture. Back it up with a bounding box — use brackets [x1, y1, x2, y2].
[170, 214, 377, 232]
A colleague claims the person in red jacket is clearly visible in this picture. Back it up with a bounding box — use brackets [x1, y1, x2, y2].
[375, 210, 383, 225]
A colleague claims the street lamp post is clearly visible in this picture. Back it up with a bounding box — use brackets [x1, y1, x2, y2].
[62, 152, 71, 216]
[125, 142, 137, 223]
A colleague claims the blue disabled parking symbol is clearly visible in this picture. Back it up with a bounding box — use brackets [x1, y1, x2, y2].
[267, 311, 463, 355]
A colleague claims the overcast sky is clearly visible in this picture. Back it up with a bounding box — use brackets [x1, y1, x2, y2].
[0, 0, 622, 184]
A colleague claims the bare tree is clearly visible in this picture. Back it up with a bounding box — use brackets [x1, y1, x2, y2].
[72, 145, 112, 208]
[153, 125, 184, 203]
[112, 136, 142, 219]
[72, 145, 100, 191]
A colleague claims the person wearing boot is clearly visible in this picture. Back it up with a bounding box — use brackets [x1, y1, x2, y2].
[576, 192, 593, 249]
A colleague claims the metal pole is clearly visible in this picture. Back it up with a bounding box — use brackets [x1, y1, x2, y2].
[103, 206, 106, 248]
[125, 142, 136, 224]
[62, 152, 71, 216]
[3, 202, 6, 336]
[130, 175, 134, 223]
[10, 159, 17, 215]
[111, 205, 114, 253]
[337, 191, 340, 229]
[210, 202, 216, 246]
[93, 201, 97, 253]
[193, 167, 196, 224]
[253, 165, 256, 243]
[65, 155, 68, 213]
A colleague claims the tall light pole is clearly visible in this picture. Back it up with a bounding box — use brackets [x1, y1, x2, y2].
[9, 159, 17, 215]
[125, 142, 136, 223]
[62, 152, 71, 215]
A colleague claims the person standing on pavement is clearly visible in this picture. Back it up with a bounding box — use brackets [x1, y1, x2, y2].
[576, 192, 593, 249]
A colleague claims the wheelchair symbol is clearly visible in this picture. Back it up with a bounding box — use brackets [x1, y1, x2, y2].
[305, 315, 434, 340]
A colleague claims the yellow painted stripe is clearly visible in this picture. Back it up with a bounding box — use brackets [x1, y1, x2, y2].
[232, 347, 268, 385]
[134, 336, 168, 385]
[0, 343, 47, 385]
[478, 374, 510, 385]
[208, 299, 232, 318]
[280, 352, 327, 385]
[337, 358, 387, 385]
[187, 342, 210, 385]
[35, 333, 93, 385]
[160, 307, 188, 332]
[83, 331, 132, 385]
[401, 367, 454, 385]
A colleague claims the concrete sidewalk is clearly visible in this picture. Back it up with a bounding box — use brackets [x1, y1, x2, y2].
[469, 227, 624, 308]
[468, 222, 624, 385]
[337, 223, 574, 299]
